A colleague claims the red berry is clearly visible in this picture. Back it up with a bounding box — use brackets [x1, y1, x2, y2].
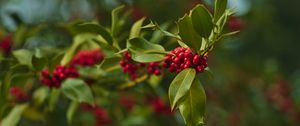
[154, 69, 161, 76]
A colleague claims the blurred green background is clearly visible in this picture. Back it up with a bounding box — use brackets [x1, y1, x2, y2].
[1, 0, 300, 125]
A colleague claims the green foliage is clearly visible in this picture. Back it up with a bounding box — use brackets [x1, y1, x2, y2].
[190, 5, 213, 39]
[169, 68, 196, 110]
[214, 0, 228, 22]
[61, 78, 94, 104]
[1, 104, 29, 126]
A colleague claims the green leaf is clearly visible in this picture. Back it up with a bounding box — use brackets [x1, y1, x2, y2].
[130, 51, 165, 63]
[214, 0, 228, 22]
[179, 78, 206, 126]
[67, 101, 79, 124]
[112, 5, 125, 37]
[127, 37, 165, 52]
[61, 78, 94, 105]
[32, 56, 47, 71]
[13, 49, 33, 67]
[191, 5, 213, 38]
[100, 56, 122, 72]
[169, 68, 196, 110]
[33, 87, 49, 106]
[73, 23, 113, 45]
[1, 103, 29, 126]
[48, 89, 60, 112]
[177, 15, 202, 52]
[3, 64, 30, 93]
[129, 17, 145, 39]
[127, 37, 166, 62]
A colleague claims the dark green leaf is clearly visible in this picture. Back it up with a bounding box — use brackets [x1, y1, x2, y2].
[169, 68, 196, 110]
[32, 56, 47, 71]
[129, 17, 145, 39]
[191, 5, 213, 38]
[1, 103, 29, 126]
[214, 0, 228, 22]
[177, 15, 202, 52]
[179, 78, 206, 126]
[61, 78, 94, 105]
[73, 23, 113, 45]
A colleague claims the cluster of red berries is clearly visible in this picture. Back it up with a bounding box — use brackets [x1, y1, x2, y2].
[9, 86, 28, 103]
[147, 62, 162, 76]
[40, 65, 79, 88]
[163, 47, 208, 73]
[70, 48, 104, 66]
[119, 51, 143, 80]
[81, 104, 111, 126]
[119, 51, 163, 80]
[0, 34, 12, 55]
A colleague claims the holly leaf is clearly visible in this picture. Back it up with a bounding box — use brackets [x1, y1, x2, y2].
[72, 23, 113, 45]
[127, 37, 166, 62]
[1, 103, 29, 126]
[32, 55, 47, 71]
[191, 5, 213, 38]
[179, 78, 206, 126]
[67, 101, 79, 124]
[214, 0, 228, 22]
[13, 49, 33, 67]
[177, 15, 202, 52]
[61, 78, 94, 105]
[169, 68, 196, 110]
[112, 5, 125, 37]
[129, 17, 145, 39]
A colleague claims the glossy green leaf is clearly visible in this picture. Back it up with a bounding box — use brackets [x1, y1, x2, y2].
[12, 49, 33, 67]
[191, 5, 213, 38]
[61, 78, 94, 105]
[177, 15, 202, 52]
[127, 37, 165, 52]
[67, 101, 79, 124]
[179, 78, 206, 126]
[127, 37, 165, 62]
[73, 23, 113, 45]
[214, 0, 228, 22]
[1, 103, 29, 126]
[130, 51, 165, 63]
[129, 17, 145, 39]
[112, 5, 125, 37]
[169, 68, 196, 110]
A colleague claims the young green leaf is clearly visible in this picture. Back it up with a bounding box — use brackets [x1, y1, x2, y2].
[61, 78, 94, 105]
[67, 101, 79, 124]
[1, 103, 29, 126]
[214, 0, 228, 22]
[13, 49, 33, 67]
[191, 5, 213, 38]
[179, 78, 206, 126]
[73, 23, 113, 45]
[169, 68, 196, 110]
[112, 5, 125, 37]
[177, 15, 202, 52]
[129, 17, 145, 39]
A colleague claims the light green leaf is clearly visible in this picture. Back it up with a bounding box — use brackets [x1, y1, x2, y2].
[130, 51, 165, 63]
[48, 89, 60, 112]
[179, 78, 206, 126]
[127, 37, 165, 62]
[61, 78, 94, 105]
[214, 0, 228, 22]
[67, 101, 79, 124]
[1, 103, 29, 126]
[169, 68, 196, 110]
[13, 49, 33, 67]
[112, 5, 125, 37]
[73, 23, 113, 45]
[130, 17, 145, 39]
[191, 5, 213, 38]
[33, 87, 49, 106]
[177, 15, 202, 52]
